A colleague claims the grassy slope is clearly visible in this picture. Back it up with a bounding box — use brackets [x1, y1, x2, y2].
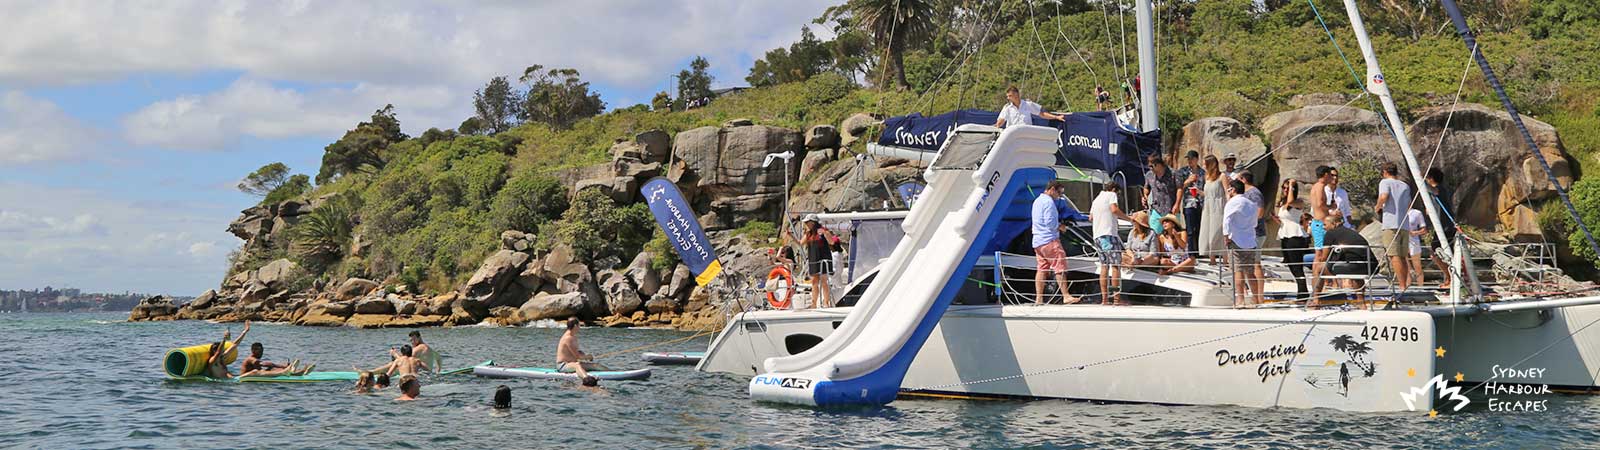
[279, 9, 1598, 292]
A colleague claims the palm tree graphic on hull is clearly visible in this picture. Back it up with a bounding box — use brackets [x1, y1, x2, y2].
[1320, 334, 1379, 397]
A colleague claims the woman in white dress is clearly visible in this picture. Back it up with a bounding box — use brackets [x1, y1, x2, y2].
[1198, 155, 1227, 265]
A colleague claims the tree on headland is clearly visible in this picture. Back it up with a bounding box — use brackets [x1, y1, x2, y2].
[261, 174, 311, 206]
[827, 0, 934, 90]
[518, 65, 605, 129]
[238, 162, 291, 197]
[472, 76, 524, 135]
[747, 27, 836, 87]
[677, 56, 714, 106]
[651, 91, 672, 111]
[316, 105, 408, 184]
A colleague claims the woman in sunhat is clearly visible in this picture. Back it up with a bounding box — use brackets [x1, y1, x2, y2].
[1157, 214, 1195, 275]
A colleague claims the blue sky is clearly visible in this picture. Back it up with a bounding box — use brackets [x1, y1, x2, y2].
[0, 0, 835, 295]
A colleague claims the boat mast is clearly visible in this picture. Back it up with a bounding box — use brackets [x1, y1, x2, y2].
[1134, 0, 1158, 132]
[1337, 0, 1465, 303]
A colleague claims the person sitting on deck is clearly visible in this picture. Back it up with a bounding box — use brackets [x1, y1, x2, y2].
[1156, 215, 1195, 275]
[1123, 211, 1161, 269]
[1314, 215, 1375, 305]
[238, 342, 312, 377]
[557, 317, 601, 380]
[993, 86, 1066, 128]
[1032, 180, 1080, 304]
[204, 320, 251, 379]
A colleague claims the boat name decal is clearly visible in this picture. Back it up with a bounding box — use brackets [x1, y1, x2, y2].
[892, 124, 955, 148]
[1215, 344, 1306, 383]
[753, 375, 813, 389]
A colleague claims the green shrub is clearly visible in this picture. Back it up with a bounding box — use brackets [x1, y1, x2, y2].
[289, 193, 361, 274]
[734, 220, 778, 244]
[489, 172, 568, 233]
[1566, 178, 1600, 266]
[645, 229, 680, 272]
[548, 187, 655, 266]
[261, 174, 310, 206]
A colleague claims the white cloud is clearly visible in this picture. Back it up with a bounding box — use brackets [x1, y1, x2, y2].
[1, 0, 834, 90]
[123, 78, 457, 149]
[0, 91, 105, 164]
[0, 181, 236, 294]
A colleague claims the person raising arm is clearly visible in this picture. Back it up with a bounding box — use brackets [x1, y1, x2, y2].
[993, 86, 1066, 128]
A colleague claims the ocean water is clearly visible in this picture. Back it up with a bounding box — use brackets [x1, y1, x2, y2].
[3, 312, 1597, 449]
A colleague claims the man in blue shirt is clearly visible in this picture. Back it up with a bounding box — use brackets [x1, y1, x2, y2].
[1033, 180, 1080, 304]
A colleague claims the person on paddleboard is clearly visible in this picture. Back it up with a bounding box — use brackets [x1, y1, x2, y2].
[238, 342, 313, 377]
[204, 320, 251, 379]
[556, 317, 599, 380]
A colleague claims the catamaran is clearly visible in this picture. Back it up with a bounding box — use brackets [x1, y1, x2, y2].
[700, 0, 1600, 413]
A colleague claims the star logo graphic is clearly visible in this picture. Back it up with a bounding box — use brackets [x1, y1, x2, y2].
[1435, 346, 1447, 358]
[1408, 367, 1416, 377]
[1454, 372, 1465, 383]
[1429, 409, 1438, 418]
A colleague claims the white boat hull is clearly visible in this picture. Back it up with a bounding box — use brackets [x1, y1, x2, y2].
[704, 305, 1438, 412]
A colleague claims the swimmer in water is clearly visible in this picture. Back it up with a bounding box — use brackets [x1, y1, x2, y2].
[352, 371, 374, 394]
[395, 375, 421, 401]
[204, 321, 251, 379]
[364, 344, 430, 377]
[408, 331, 441, 374]
[374, 373, 391, 390]
[238, 342, 312, 377]
[577, 375, 608, 396]
[491, 385, 512, 417]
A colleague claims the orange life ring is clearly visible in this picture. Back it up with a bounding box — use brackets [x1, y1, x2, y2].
[766, 266, 794, 309]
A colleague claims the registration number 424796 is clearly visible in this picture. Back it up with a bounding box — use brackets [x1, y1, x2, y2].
[1361, 325, 1420, 342]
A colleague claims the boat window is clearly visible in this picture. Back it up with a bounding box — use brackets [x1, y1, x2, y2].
[785, 334, 824, 355]
[835, 271, 878, 308]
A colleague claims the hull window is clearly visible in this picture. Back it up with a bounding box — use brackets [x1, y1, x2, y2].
[785, 334, 825, 355]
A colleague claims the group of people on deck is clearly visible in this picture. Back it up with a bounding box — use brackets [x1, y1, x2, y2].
[1003, 85, 1458, 307]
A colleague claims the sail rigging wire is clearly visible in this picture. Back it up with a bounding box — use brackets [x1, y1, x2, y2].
[914, 0, 1001, 114]
[1052, 0, 1104, 93]
[1305, 0, 1396, 139]
[1025, 0, 1072, 110]
[1436, 0, 1600, 262]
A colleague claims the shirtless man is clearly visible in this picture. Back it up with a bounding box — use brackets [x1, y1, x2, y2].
[366, 344, 430, 377]
[556, 317, 598, 379]
[204, 321, 251, 379]
[408, 331, 440, 374]
[395, 375, 421, 401]
[1308, 165, 1338, 304]
[238, 342, 312, 377]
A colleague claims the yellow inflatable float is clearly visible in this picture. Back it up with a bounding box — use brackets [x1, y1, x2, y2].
[164, 342, 237, 378]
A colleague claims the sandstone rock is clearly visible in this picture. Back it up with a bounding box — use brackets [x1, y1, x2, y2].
[240, 281, 271, 305]
[276, 200, 311, 217]
[724, 118, 754, 127]
[128, 296, 179, 321]
[354, 297, 396, 315]
[798, 149, 831, 184]
[667, 264, 694, 300]
[500, 230, 534, 252]
[190, 289, 218, 310]
[1288, 93, 1355, 108]
[384, 315, 448, 328]
[644, 292, 680, 314]
[636, 130, 672, 164]
[296, 306, 348, 327]
[350, 232, 370, 257]
[460, 250, 533, 307]
[336, 278, 380, 300]
[543, 244, 591, 293]
[602, 270, 644, 316]
[347, 314, 394, 329]
[320, 301, 355, 317]
[623, 252, 662, 297]
[574, 176, 638, 204]
[224, 270, 252, 290]
[394, 298, 418, 316]
[227, 205, 274, 242]
[1263, 104, 1397, 191]
[1178, 117, 1267, 176]
[1406, 103, 1574, 236]
[518, 292, 587, 322]
[602, 315, 636, 328]
[805, 124, 840, 149]
[840, 113, 878, 146]
[256, 259, 302, 289]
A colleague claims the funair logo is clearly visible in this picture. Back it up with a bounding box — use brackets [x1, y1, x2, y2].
[753, 375, 813, 390]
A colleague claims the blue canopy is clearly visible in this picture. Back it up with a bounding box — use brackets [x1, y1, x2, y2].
[876, 109, 1159, 186]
